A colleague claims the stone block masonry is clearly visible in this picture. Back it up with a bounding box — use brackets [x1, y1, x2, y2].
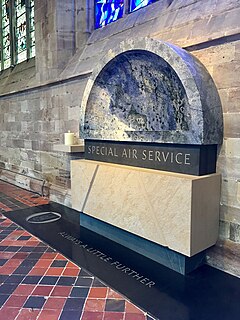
[0, 78, 87, 206]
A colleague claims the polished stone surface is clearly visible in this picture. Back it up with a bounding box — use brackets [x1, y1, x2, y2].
[80, 38, 223, 145]
[71, 160, 221, 256]
[4, 203, 240, 320]
[80, 211, 206, 275]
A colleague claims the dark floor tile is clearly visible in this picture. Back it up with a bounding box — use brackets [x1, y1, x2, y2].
[46, 248, 56, 252]
[40, 276, 59, 285]
[20, 259, 38, 267]
[51, 260, 67, 268]
[79, 269, 92, 277]
[4, 275, 25, 284]
[12, 252, 29, 259]
[22, 275, 42, 284]
[37, 242, 48, 247]
[0, 294, 8, 307]
[57, 277, 76, 286]
[27, 252, 43, 260]
[92, 278, 106, 287]
[7, 225, 18, 229]
[70, 287, 89, 298]
[18, 235, 31, 241]
[75, 277, 93, 287]
[23, 296, 46, 309]
[63, 297, 85, 310]
[0, 259, 7, 266]
[33, 247, 47, 253]
[0, 275, 8, 283]
[105, 299, 125, 312]
[59, 310, 82, 320]
[0, 283, 18, 294]
[0, 229, 12, 233]
[13, 265, 33, 275]
[4, 246, 21, 252]
[19, 246, 35, 252]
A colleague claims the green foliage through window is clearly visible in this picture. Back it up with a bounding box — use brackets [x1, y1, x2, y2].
[0, 0, 35, 71]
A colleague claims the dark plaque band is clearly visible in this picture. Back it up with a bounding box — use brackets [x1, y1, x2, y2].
[85, 140, 217, 176]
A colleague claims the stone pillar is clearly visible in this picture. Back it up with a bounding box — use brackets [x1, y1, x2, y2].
[35, 0, 88, 82]
[75, 0, 93, 52]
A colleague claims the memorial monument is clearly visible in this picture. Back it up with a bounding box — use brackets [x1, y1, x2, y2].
[71, 38, 223, 274]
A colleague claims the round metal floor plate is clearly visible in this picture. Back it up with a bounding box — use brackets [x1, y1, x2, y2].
[26, 212, 61, 224]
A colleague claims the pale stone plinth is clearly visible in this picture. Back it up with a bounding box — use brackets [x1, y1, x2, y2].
[71, 160, 221, 257]
[53, 144, 84, 153]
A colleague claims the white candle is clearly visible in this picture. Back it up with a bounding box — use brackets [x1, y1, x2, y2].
[64, 131, 74, 145]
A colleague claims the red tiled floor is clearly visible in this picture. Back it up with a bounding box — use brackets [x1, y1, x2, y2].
[125, 301, 145, 314]
[62, 267, 80, 276]
[103, 312, 124, 320]
[4, 295, 28, 308]
[66, 261, 79, 268]
[50, 285, 72, 297]
[15, 308, 41, 320]
[41, 252, 58, 260]
[43, 297, 66, 310]
[107, 288, 124, 299]
[27, 241, 40, 246]
[32, 285, 54, 296]
[28, 267, 47, 276]
[84, 298, 106, 312]
[55, 253, 67, 260]
[13, 285, 36, 296]
[4, 259, 22, 267]
[37, 309, 62, 320]
[81, 311, 104, 319]
[35, 259, 52, 268]
[0, 307, 20, 320]
[0, 180, 153, 320]
[0, 252, 16, 259]
[88, 287, 108, 298]
[45, 267, 64, 276]
[0, 266, 16, 274]
[12, 252, 29, 259]
[125, 314, 146, 320]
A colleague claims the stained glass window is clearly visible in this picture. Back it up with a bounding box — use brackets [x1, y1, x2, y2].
[0, 0, 35, 71]
[95, 0, 124, 29]
[1, 0, 11, 69]
[15, 0, 27, 63]
[29, 0, 35, 57]
[129, 0, 157, 13]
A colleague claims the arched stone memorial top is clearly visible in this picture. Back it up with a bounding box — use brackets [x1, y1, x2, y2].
[80, 38, 223, 145]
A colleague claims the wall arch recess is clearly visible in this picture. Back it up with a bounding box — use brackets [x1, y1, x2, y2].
[80, 38, 223, 145]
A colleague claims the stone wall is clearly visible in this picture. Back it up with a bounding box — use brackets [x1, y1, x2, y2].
[0, 76, 87, 205]
[0, 0, 240, 276]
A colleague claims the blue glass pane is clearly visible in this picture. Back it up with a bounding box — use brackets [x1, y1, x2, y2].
[129, 0, 157, 13]
[95, 0, 124, 29]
